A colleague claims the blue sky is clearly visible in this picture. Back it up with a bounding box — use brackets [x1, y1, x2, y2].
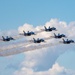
[0, 0, 75, 30]
[57, 50, 75, 70]
[0, 0, 75, 75]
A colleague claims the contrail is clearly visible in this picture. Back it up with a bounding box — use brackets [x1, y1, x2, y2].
[0, 35, 75, 56]
[0, 36, 53, 52]
[0, 40, 31, 52]
[0, 23, 75, 56]
[0, 42, 61, 56]
[1, 40, 75, 57]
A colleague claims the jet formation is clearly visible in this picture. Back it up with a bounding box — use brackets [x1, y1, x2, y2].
[0, 26, 74, 44]
[0, 25, 75, 56]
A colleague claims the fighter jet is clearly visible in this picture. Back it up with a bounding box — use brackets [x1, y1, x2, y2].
[62, 39, 74, 44]
[33, 38, 45, 43]
[19, 30, 36, 36]
[29, 38, 45, 43]
[1, 36, 15, 41]
[53, 33, 66, 38]
[44, 26, 57, 32]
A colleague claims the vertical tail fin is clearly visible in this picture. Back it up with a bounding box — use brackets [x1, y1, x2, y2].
[2, 36, 5, 41]
[62, 39, 65, 42]
[49, 26, 50, 29]
[44, 26, 47, 30]
[23, 30, 26, 35]
[33, 38, 36, 43]
[58, 33, 60, 36]
[28, 31, 29, 33]
[6, 36, 8, 39]
[54, 33, 56, 37]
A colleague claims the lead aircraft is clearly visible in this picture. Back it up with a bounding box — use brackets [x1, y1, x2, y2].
[44, 26, 57, 32]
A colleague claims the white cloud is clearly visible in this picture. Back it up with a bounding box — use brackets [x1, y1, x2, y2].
[18, 23, 36, 33]
[0, 30, 18, 37]
[18, 18, 75, 39]
[0, 18, 75, 75]
[14, 63, 75, 75]
[0, 18, 75, 56]
[13, 18, 75, 75]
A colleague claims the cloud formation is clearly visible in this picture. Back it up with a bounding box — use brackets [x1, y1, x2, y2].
[14, 63, 75, 75]
[0, 18, 75, 75]
[0, 18, 75, 56]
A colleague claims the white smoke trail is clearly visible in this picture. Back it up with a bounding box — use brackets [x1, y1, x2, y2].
[0, 40, 30, 52]
[0, 43, 59, 56]
[0, 18, 75, 57]
[0, 19, 75, 75]
[0, 35, 54, 52]
[0, 40, 75, 56]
